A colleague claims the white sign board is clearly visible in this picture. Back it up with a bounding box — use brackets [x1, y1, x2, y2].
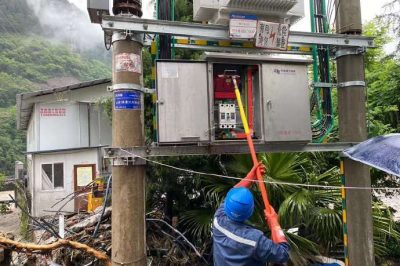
[229, 14, 257, 40]
[255, 21, 289, 50]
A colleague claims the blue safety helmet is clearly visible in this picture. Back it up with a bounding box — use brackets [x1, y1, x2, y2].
[224, 187, 254, 222]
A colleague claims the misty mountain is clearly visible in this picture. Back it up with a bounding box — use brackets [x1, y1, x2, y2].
[26, 0, 107, 54]
[0, 0, 41, 34]
[0, 0, 111, 175]
[1, 0, 110, 61]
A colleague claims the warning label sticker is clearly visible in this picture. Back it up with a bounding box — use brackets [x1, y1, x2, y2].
[161, 63, 179, 79]
[229, 14, 257, 40]
[255, 21, 289, 50]
[115, 53, 142, 73]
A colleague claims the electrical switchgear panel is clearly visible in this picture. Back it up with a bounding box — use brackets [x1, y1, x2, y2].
[156, 54, 311, 145]
[210, 63, 262, 141]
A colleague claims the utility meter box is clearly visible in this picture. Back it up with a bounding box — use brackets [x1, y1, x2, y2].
[156, 54, 311, 145]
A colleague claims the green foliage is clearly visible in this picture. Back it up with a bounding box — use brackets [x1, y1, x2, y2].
[15, 181, 31, 240]
[175, 0, 193, 22]
[0, 35, 110, 109]
[0, 203, 11, 214]
[0, 0, 41, 35]
[373, 202, 400, 256]
[146, 156, 222, 222]
[0, 172, 5, 192]
[0, 33, 110, 174]
[179, 153, 400, 264]
[364, 21, 400, 136]
[0, 108, 25, 175]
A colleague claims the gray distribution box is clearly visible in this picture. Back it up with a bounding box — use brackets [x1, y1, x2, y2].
[156, 54, 311, 145]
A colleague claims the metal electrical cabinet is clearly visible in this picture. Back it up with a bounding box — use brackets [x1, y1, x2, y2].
[262, 61, 312, 142]
[156, 61, 210, 143]
[156, 54, 312, 145]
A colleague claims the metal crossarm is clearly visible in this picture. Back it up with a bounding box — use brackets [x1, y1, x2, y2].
[101, 16, 374, 48]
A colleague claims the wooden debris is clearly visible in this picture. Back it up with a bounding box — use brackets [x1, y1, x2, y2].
[7, 207, 208, 265]
[70, 207, 112, 232]
[0, 236, 111, 265]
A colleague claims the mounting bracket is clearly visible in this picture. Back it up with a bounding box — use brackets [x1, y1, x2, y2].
[337, 81, 366, 88]
[334, 47, 366, 59]
[107, 83, 155, 94]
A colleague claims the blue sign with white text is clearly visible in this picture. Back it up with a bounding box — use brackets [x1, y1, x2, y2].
[114, 90, 141, 110]
[230, 13, 257, 20]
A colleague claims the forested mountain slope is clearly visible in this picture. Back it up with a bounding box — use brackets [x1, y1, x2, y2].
[0, 0, 111, 175]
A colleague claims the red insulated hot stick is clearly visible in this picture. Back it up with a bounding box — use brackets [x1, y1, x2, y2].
[232, 76, 272, 216]
[246, 133, 272, 214]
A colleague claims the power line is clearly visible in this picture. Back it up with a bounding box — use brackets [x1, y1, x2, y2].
[120, 149, 400, 191]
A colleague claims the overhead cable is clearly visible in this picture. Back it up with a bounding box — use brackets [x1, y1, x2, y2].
[120, 149, 400, 191]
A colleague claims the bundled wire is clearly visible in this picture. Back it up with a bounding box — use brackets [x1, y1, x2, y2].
[92, 175, 112, 238]
[158, 0, 172, 59]
[311, 0, 334, 141]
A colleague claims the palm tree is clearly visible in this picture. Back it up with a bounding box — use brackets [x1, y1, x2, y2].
[180, 153, 400, 265]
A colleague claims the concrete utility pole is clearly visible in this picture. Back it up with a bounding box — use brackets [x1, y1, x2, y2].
[336, 0, 375, 265]
[111, 1, 146, 265]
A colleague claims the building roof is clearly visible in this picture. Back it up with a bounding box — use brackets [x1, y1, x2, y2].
[16, 78, 111, 130]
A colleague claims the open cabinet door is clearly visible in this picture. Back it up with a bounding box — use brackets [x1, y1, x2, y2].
[157, 61, 210, 143]
[262, 62, 312, 142]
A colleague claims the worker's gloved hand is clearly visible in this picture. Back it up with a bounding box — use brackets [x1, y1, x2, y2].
[265, 207, 287, 244]
[257, 163, 266, 175]
[234, 162, 266, 188]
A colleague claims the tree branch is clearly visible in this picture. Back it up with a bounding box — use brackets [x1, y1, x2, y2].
[0, 236, 111, 265]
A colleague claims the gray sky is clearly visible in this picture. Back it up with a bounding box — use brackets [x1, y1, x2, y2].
[291, 0, 391, 31]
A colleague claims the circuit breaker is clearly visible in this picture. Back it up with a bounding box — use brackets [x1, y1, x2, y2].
[219, 104, 236, 129]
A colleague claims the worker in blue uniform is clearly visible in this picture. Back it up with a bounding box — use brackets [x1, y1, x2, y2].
[213, 164, 290, 265]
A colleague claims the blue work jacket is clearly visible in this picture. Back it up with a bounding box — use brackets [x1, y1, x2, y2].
[212, 204, 290, 266]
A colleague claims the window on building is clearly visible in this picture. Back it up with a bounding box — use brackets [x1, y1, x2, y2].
[41, 163, 64, 190]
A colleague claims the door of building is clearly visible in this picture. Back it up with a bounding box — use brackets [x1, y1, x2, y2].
[74, 164, 96, 212]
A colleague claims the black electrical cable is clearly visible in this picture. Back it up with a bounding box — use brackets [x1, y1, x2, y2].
[9, 194, 61, 239]
[312, 0, 334, 141]
[158, 0, 172, 59]
[92, 175, 112, 238]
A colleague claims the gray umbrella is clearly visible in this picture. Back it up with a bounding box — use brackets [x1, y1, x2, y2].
[343, 134, 400, 177]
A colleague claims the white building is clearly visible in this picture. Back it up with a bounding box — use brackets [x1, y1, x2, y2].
[16, 79, 112, 217]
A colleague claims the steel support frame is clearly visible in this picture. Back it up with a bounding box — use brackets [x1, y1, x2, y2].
[171, 44, 312, 55]
[104, 142, 358, 159]
[101, 16, 374, 48]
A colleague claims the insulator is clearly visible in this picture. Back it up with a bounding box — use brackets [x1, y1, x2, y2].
[113, 0, 143, 17]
